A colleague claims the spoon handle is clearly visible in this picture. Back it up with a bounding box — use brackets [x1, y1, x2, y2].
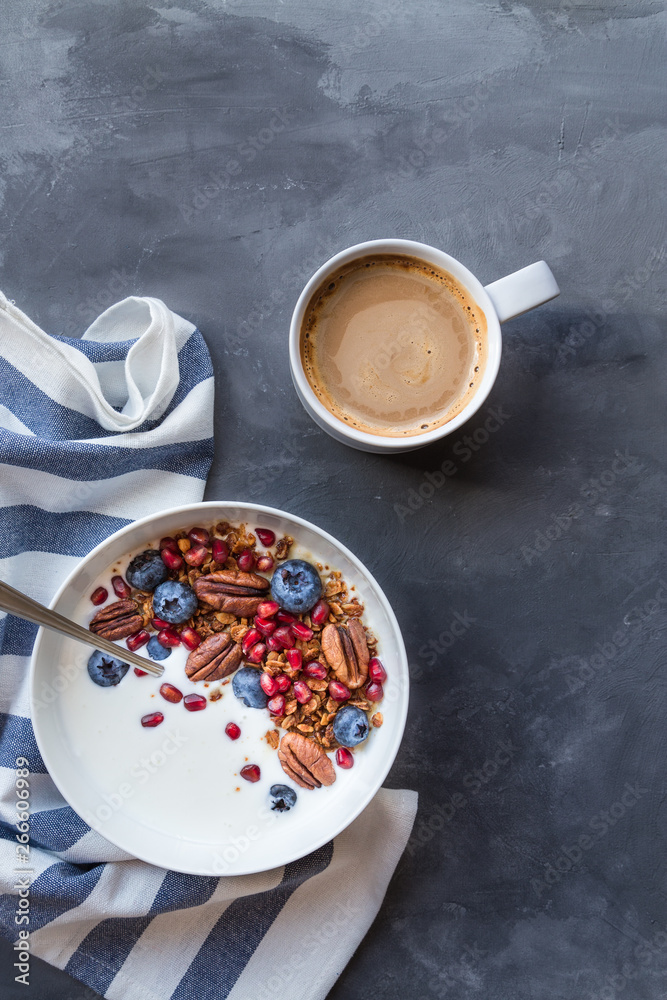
[0, 580, 164, 678]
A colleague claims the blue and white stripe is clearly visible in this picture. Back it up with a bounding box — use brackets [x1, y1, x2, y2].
[0, 289, 416, 999]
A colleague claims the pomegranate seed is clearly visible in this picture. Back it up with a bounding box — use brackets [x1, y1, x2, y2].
[152, 616, 170, 630]
[260, 672, 279, 697]
[237, 549, 255, 572]
[212, 538, 230, 564]
[242, 628, 262, 654]
[160, 536, 179, 553]
[274, 674, 291, 693]
[180, 626, 202, 651]
[267, 694, 286, 715]
[293, 680, 312, 704]
[336, 747, 354, 769]
[291, 621, 313, 641]
[90, 586, 108, 606]
[161, 547, 183, 571]
[183, 693, 207, 712]
[255, 528, 276, 547]
[257, 600, 279, 618]
[188, 526, 209, 546]
[366, 681, 384, 701]
[246, 642, 266, 664]
[311, 599, 330, 625]
[266, 635, 282, 652]
[225, 722, 241, 740]
[304, 660, 327, 680]
[160, 682, 183, 703]
[276, 610, 297, 624]
[111, 575, 131, 599]
[126, 629, 150, 651]
[254, 615, 277, 636]
[134, 667, 147, 677]
[184, 544, 208, 567]
[329, 680, 351, 701]
[141, 712, 164, 728]
[158, 627, 181, 648]
[240, 764, 260, 782]
[256, 554, 274, 572]
[285, 648, 302, 670]
[368, 657, 387, 684]
[273, 625, 295, 649]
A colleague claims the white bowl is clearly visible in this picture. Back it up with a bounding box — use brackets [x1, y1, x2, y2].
[30, 502, 409, 875]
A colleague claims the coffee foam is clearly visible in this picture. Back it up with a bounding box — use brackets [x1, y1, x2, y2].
[300, 255, 487, 437]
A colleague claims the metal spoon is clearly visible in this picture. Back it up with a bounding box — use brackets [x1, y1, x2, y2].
[0, 579, 165, 678]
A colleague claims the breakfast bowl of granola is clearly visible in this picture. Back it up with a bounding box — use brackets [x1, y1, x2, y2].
[30, 502, 409, 874]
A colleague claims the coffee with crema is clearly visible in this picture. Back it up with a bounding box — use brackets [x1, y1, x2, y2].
[300, 254, 487, 438]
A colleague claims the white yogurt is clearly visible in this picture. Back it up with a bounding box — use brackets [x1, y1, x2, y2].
[56, 538, 378, 852]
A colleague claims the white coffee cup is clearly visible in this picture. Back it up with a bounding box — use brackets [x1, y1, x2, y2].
[288, 238, 559, 454]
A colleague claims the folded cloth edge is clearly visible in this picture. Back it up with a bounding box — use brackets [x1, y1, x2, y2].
[36, 788, 419, 1000]
[0, 291, 197, 432]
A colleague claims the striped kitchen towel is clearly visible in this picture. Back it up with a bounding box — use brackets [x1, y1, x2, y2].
[0, 290, 417, 1000]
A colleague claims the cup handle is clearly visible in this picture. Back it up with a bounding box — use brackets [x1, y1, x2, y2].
[483, 261, 560, 324]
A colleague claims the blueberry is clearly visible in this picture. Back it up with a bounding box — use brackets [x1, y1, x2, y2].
[152, 580, 198, 624]
[146, 635, 171, 661]
[232, 667, 268, 709]
[125, 549, 167, 592]
[87, 649, 130, 687]
[270, 559, 322, 614]
[333, 705, 370, 747]
[269, 784, 297, 812]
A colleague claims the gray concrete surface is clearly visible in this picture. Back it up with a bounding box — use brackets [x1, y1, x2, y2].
[1, 0, 666, 997]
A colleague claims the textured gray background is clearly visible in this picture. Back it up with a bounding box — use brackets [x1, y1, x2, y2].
[1, 0, 667, 997]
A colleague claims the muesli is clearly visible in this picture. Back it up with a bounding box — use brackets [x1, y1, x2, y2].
[86, 521, 386, 809]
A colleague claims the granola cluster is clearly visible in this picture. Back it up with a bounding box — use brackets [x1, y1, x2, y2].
[175, 522, 378, 752]
[89, 520, 384, 765]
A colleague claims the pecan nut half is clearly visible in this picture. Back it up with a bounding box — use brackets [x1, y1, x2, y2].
[278, 731, 336, 790]
[185, 632, 242, 682]
[89, 599, 142, 640]
[321, 618, 369, 689]
[193, 570, 269, 617]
